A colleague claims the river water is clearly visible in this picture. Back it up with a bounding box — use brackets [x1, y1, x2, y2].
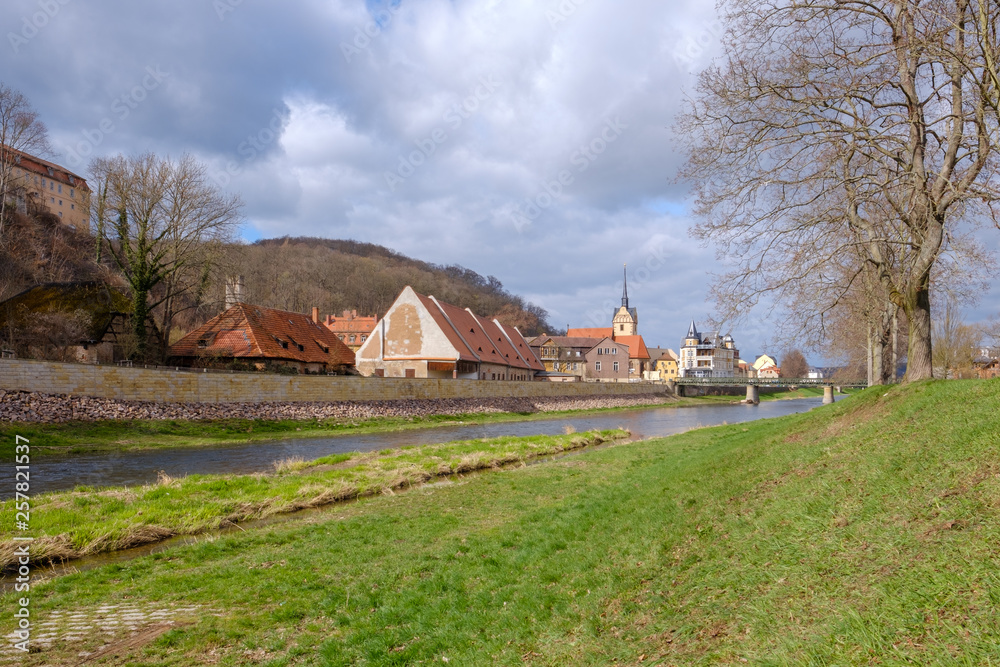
[17, 397, 835, 497]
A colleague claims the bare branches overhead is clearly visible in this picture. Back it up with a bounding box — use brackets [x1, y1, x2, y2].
[679, 0, 1000, 381]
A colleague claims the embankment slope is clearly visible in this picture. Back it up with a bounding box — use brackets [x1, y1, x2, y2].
[4, 380, 999, 665]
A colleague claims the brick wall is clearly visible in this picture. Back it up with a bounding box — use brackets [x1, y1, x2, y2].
[0, 359, 670, 404]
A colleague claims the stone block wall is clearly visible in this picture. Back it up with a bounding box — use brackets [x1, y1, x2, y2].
[0, 359, 669, 404]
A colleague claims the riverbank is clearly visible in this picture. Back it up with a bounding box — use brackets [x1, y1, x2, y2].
[0, 429, 629, 572]
[4, 380, 999, 665]
[0, 390, 683, 455]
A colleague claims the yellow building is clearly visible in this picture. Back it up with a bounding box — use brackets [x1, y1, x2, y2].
[654, 349, 679, 381]
[4, 147, 91, 231]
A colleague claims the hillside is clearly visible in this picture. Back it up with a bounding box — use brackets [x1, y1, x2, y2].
[0, 220, 559, 355]
[216, 236, 558, 336]
[4, 380, 1000, 664]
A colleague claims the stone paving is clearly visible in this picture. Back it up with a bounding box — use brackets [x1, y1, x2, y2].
[0, 603, 201, 664]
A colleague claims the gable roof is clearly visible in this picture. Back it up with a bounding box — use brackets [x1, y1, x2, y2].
[168, 303, 355, 366]
[471, 313, 533, 370]
[614, 334, 651, 360]
[412, 292, 481, 363]
[496, 321, 546, 372]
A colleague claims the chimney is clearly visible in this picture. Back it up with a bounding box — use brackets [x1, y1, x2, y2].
[352, 309, 357, 318]
[225, 275, 245, 309]
[312, 307, 319, 324]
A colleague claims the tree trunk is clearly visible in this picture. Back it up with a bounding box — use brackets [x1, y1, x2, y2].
[872, 330, 885, 386]
[903, 278, 934, 381]
[131, 287, 150, 360]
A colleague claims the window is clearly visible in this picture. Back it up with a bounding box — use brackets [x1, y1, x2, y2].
[405, 368, 415, 378]
[614, 361, 619, 372]
[70, 188, 74, 198]
[58, 184, 62, 193]
[349, 335, 356, 343]
[595, 361, 602, 371]
[360, 335, 367, 342]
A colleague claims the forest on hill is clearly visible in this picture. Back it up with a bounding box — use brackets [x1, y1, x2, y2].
[0, 212, 557, 360]
[226, 236, 556, 337]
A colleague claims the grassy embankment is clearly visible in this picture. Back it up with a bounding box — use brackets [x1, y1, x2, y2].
[6, 380, 994, 665]
[0, 430, 629, 570]
[0, 400, 687, 457]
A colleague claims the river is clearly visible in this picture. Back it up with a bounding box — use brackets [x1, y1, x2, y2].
[19, 396, 834, 496]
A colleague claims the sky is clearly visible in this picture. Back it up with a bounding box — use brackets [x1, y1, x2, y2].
[4, 0, 1000, 363]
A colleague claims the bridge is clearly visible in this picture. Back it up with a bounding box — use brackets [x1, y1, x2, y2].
[671, 376, 868, 405]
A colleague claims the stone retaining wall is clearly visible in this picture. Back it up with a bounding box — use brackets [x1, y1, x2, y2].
[0, 390, 676, 424]
[0, 359, 669, 404]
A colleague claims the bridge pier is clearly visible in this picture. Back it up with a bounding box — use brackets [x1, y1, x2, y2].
[745, 384, 759, 405]
[823, 386, 834, 405]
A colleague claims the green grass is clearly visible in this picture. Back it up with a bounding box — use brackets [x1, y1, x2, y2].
[0, 399, 687, 457]
[0, 430, 629, 570]
[6, 379, 998, 665]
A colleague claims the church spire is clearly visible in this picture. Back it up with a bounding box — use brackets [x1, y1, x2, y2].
[621, 263, 629, 309]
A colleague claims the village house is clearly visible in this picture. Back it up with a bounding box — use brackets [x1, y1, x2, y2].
[2, 146, 91, 231]
[752, 354, 780, 378]
[322, 310, 377, 351]
[651, 348, 680, 382]
[354, 286, 544, 380]
[529, 335, 631, 382]
[678, 321, 740, 378]
[167, 302, 356, 374]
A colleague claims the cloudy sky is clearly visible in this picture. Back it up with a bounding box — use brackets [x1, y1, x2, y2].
[5, 0, 1000, 362]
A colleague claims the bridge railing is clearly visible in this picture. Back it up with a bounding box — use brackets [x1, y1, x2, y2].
[674, 377, 867, 388]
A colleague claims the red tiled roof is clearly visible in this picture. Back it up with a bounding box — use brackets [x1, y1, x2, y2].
[432, 298, 508, 365]
[472, 314, 532, 370]
[324, 316, 377, 335]
[567, 327, 613, 338]
[4, 145, 89, 190]
[614, 335, 650, 360]
[168, 303, 355, 366]
[496, 321, 546, 372]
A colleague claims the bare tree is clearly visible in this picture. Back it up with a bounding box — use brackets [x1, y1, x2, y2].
[932, 296, 982, 378]
[0, 83, 51, 239]
[90, 153, 243, 358]
[679, 0, 1000, 383]
[780, 348, 810, 380]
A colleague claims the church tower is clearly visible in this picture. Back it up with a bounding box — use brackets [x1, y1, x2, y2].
[612, 264, 638, 336]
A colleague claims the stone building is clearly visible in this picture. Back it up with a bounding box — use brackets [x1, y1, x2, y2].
[678, 321, 739, 378]
[323, 310, 377, 351]
[355, 286, 543, 380]
[3, 147, 91, 231]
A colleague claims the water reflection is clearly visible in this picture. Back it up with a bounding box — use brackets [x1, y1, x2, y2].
[22, 397, 830, 496]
